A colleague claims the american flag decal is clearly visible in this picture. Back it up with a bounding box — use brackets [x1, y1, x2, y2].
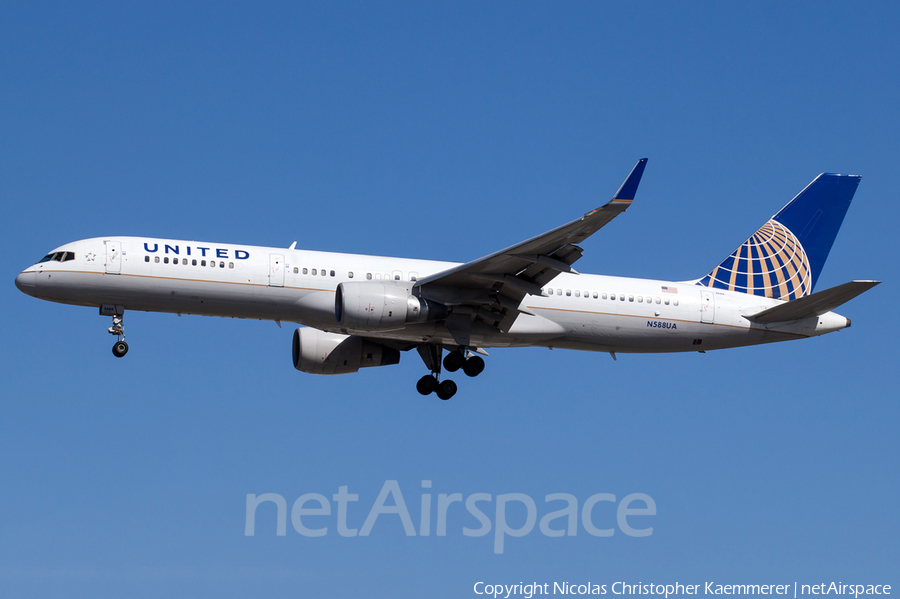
[661, 286, 678, 294]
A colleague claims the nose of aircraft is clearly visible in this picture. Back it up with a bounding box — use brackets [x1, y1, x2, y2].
[15, 270, 36, 295]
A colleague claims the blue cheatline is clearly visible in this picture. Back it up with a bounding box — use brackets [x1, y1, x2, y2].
[697, 173, 861, 300]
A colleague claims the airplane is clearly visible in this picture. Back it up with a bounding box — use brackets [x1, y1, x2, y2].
[14, 159, 879, 399]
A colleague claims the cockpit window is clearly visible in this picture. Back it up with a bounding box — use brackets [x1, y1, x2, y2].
[38, 252, 76, 263]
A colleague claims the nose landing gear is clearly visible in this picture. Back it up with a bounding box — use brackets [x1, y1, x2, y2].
[102, 304, 128, 357]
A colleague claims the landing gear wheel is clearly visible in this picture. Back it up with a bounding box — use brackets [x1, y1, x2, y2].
[463, 355, 485, 377]
[443, 351, 465, 372]
[112, 341, 129, 358]
[416, 374, 438, 396]
[436, 379, 457, 400]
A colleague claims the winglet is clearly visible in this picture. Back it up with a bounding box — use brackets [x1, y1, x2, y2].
[612, 158, 648, 202]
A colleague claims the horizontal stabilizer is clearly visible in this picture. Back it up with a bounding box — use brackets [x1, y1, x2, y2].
[746, 280, 880, 324]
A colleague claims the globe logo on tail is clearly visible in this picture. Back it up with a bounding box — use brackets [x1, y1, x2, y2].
[697, 220, 812, 300]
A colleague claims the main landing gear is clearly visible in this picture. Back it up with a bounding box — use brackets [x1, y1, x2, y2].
[415, 345, 486, 400]
[443, 350, 485, 378]
[103, 304, 128, 357]
[416, 374, 457, 400]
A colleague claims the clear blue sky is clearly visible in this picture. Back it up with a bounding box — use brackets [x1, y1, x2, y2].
[2, 2, 897, 597]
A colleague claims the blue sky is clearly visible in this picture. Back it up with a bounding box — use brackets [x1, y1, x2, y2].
[1, 2, 897, 597]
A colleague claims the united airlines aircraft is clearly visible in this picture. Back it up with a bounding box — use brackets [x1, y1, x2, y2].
[15, 160, 879, 399]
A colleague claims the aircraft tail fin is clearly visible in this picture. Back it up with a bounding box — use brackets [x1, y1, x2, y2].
[746, 280, 879, 324]
[697, 173, 861, 300]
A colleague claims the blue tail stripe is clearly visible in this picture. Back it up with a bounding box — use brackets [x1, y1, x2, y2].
[772, 174, 860, 289]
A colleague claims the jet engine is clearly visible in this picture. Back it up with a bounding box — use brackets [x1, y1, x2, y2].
[292, 327, 400, 375]
[335, 281, 448, 332]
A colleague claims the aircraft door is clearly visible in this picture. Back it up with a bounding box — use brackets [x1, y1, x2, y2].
[700, 290, 715, 324]
[105, 240, 122, 274]
[269, 254, 284, 287]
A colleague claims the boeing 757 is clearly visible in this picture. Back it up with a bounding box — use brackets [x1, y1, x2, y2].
[15, 160, 879, 399]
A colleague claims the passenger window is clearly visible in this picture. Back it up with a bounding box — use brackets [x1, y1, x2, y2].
[664, 298, 669, 305]
[637, 296, 643, 302]
[593, 292, 598, 299]
[183, 259, 188, 265]
[219, 262, 225, 268]
[610, 294, 616, 300]
[629, 295, 634, 302]
[367, 273, 372, 280]
[575, 291, 580, 297]
[566, 290, 571, 296]
[164, 257, 169, 264]
[155, 256, 160, 263]
[331, 270, 336, 277]
[144, 256, 150, 262]
[229, 262, 234, 269]
[210, 261, 215, 267]
[674, 299, 679, 306]
[321, 270, 326, 276]
[349, 272, 354, 278]
[201, 260, 206, 266]
[311, 269, 317, 275]
[655, 297, 661, 304]
[602, 293, 607, 300]
[302, 268, 308, 275]
[192, 259, 197, 266]
[620, 295, 625, 301]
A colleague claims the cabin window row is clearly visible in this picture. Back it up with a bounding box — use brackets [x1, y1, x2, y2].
[292, 267, 337, 277]
[544, 287, 679, 306]
[145, 255, 232, 268]
[143, 255, 422, 281]
[288, 268, 419, 282]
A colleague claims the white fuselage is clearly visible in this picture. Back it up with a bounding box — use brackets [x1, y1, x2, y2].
[15, 236, 851, 354]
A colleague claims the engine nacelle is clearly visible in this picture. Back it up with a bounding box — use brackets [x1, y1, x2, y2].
[292, 328, 400, 375]
[335, 281, 448, 332]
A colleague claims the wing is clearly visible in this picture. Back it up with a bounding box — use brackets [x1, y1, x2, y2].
[415, 159, 647, 343]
